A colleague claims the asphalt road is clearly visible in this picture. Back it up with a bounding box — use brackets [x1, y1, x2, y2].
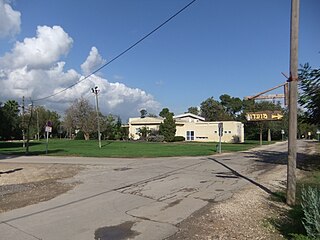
[0, 141, 307, 240]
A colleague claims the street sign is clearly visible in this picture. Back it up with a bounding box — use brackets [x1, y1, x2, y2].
[218, 122, 223, 137]
[217, 122, 223, 154]
[45, 126, 52, 133]
[246, 111, 283, 121]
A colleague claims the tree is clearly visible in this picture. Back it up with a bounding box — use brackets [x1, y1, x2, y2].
[159, 108, 173, 118]
[159, 108, 176, 142]
[140, 109, 147, 118]
[101, 114, 116, 140]
[32, 106, 60, 138]
[219, 94, 243, 119]
[187, 106, 199, 115]
[64, 98, 96, 140]
[200, 97, 231, 121]
[0, 100, 21, 140]
[299, 63, 320, 125]
[147, 113, 158, 117]
[100, 115, 127, 140]
[138, 126, 150, 140]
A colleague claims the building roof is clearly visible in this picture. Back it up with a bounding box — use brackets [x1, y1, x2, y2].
[129, 117, 164, 125]
[173, 113, 205, 122]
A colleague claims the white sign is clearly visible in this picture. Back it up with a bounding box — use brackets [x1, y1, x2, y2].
[45, 126, 52, 133]
[317, 130, 320, 134]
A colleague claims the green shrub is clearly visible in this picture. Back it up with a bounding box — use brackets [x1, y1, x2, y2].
[301, 186, 320, 239]
[147, 135, 165, 142]
[232, 135, 240, 143]
[290, 233, 311, 240]
[75, 131, 85, 140]
[173, 136, 185, 142]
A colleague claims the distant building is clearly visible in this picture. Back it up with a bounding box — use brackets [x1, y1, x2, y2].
[128, 113, 244, 142]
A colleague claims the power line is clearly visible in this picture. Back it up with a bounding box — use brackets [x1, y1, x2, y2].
[34, 0, 197, 102]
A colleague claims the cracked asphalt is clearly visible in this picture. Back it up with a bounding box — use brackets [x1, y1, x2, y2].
[0, 141, 296, 240]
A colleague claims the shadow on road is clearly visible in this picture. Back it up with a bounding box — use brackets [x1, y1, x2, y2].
[208, 157, 283, 199]
[244, 150, 320, 171]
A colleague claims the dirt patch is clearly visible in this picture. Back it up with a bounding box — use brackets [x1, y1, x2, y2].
[0, 163, 83, 213]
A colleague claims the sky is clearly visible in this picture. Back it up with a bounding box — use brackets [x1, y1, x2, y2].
[0, 0, 319, 121]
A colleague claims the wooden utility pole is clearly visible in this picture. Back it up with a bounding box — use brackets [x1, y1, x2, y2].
[26, 101, 34, 154]
[22, 96, 25, 148]
[287, 0, 299, 206]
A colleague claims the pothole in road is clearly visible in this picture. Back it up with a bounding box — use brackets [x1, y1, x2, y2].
[94, 221, 140, 240]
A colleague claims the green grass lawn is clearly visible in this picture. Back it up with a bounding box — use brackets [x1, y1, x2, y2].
[0, 139, 274, 158]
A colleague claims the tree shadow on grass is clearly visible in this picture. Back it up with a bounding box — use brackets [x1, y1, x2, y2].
[101, 141, 113, 148]
[0, 149, 67, 159]
[0, 141, 42, 148]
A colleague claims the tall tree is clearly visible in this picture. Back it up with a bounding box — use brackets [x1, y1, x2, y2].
[0, 100, 21, 140]
[187, 106, 199, 116]
[159, 107, 173, 118]
[299, 63, 320, 125]
[140, 109, 147, 118]
[100, 114, 115, 140]
[64, 98, 96, 140]
[200, 97, 231, 121]
[32, 106, 60, 138]
[219, 94, 243, 118]
[159, 114, 176, 142]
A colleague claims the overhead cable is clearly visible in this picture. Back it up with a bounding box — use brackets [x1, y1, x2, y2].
[34, 0, 197, 102]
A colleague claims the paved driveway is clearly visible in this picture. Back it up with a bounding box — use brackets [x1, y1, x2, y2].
[0, 141, 302, 240]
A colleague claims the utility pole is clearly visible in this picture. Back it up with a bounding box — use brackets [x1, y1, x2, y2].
[26, 101, 34, 154]
[92, 86, 102, 148]
[287, 0, 299, 206]
[36, 108, 40, 141]
[22, 96, 25, 148]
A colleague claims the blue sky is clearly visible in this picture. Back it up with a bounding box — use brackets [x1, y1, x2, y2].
[0, 0, 319, 121]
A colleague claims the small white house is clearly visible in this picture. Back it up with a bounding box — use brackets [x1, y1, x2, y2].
[128, 113, 244, 142]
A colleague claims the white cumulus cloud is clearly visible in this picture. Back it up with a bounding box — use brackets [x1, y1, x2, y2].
[81, 46, 106, 75]
[0, 0, 21, 38]
[0, 25, 73, 70]
[0, 25, 161, 120]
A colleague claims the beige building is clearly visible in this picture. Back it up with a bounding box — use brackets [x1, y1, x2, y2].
[128, 113, 244, 143]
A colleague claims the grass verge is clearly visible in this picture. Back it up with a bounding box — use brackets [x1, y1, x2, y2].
[0, 139, 274, 158]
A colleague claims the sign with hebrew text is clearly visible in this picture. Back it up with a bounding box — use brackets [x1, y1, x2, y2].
[246, 111, 283, 121]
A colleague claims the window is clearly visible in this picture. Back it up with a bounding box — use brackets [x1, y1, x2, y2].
[186, 131, 194, 141]
[196, 136, 208, 139]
